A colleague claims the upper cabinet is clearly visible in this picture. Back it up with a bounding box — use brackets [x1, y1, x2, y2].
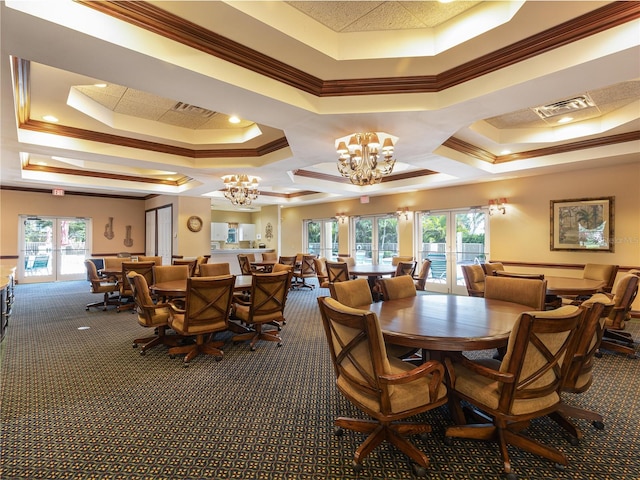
[211, 222, 229, 241]
[238, 224, 256, 241]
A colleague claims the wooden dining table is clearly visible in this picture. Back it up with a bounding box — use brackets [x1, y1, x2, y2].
[357, 294, 530, 353]
[348, 264, 397, 291]
[545, 276, 606, 296]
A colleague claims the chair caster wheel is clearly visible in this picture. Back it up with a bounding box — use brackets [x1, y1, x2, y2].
[505, 473, 518, 480]
[277, 342, 283, 347]
[182, 362, 189, 368]
[250, 346, 256, 351]
[132, 343, 138, 348]
[443, 436, 453, 446]
[554, 463, 566, 471]
[140, 350, 146, 356]
[334, 427, 344, 437]
[413, 464, 427, 477]
[592, 420, 604, 430]
[215, 356, 223, 362]
[569, 436, 579, 446]
[595, 351, 603, 358]
[627, 353, 637, 359]
[419, 433, 429, 441]
[352, 461, 363, 473]
[169, 354, 176, 359]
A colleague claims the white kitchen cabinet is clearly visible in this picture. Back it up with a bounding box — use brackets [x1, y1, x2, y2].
[210, 222, 229, 241]
[238, 224, 256, 241]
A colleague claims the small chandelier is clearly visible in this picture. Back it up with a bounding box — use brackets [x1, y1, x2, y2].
[221, 174, 260, 206]
[335, 132, 396, 186]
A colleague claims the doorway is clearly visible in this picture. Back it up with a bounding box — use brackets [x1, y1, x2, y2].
[19, 216, 91, 283]
[417, 209, 488, 294]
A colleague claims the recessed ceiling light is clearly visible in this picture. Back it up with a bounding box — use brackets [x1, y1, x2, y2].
[557, 117, 573, 124]
[42, 115, 58, 122]
[228, 115, 240, 124]
[500, 149, 511, 155]
[34, 161, 47, 166]
[94, 83, 107, 88]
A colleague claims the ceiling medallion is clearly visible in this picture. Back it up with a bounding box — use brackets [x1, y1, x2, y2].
[335, 132, 396, 186]
[221, 174, 260, 206]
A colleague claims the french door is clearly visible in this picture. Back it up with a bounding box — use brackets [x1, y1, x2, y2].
[303, 218, 339, 259]
[20, 216, 91, 283]
[353, 215, 398, 265]
[417, 209, 488, 294]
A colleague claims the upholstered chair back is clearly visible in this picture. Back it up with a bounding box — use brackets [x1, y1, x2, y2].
[484, 275, 546, 310]
[329, 278, 373, 308]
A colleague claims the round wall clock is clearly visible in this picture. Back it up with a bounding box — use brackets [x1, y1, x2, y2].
[187, 215, 203, 232]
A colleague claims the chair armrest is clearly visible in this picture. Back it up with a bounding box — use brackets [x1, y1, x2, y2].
[168, 301, 185, 314]
[379, 360, 445, 401]
[445, 354, 515, 384]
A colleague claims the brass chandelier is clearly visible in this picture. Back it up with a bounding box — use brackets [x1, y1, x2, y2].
[221, 174, 260, 206]
[335, 132, 396, 186]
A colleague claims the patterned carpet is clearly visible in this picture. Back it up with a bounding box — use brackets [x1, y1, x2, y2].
[1, 280, 639, 479]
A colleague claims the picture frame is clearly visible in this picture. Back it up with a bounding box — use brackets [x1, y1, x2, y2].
[550, 197, 614, 252]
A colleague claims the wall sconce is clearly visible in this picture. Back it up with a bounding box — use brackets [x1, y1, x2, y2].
[336, 213, 347, 224]
[396, 207, 410, 220]
[489, 198, 507, 215]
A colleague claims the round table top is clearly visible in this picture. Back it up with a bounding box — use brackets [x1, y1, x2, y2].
[545, 276, 606, 295]
[349, 264, 397, 276]
[361, 294, 530, 352]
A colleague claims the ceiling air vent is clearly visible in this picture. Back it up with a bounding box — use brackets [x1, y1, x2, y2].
[532, 94, 596, 119]
[171, 102, 216, 118]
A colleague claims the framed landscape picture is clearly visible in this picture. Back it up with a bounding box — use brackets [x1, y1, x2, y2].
[550, 197, 614, 252]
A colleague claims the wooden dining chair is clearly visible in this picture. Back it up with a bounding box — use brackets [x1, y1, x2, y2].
[329, 278, 373, 309]
[393, 260, 416, 277]
[293, 254, 317, 290]
[118, 261, 155, 312]
[413, 259, 431, 291]
[548, 294, 614, 444]
[444, 305, 585, 478]
[325, 260, 350, 284]
[461, 264, 485, 297]
[84, 260, 119, 311]
[231, 270, 291, 351]
[172, 258, 197, 276]
[199, 262, 231, 277]
[167, 275, 235, 366]
[484, 275, 546, 310]
[317, 296, 447, 476]
[598, 273, 639, 358]
[374, 275, 421, 362]
[482, 261, 505, 276]
[314, 257, 330, 288]
[137, 255, 163, 266]
[128, 271, 180, 355]
[391, 255, 414, 266]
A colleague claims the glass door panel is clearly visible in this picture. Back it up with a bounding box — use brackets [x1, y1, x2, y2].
[418, 210, 488, 294]
[20, 216, 90, 283]
[354, 217, 373, 265]
[377, 216, 399, 265]
[354, 215, 398, 265]
[452, 211, 487, 295]
[303, 219, 339, 259]
[418, 213, 449, 293]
